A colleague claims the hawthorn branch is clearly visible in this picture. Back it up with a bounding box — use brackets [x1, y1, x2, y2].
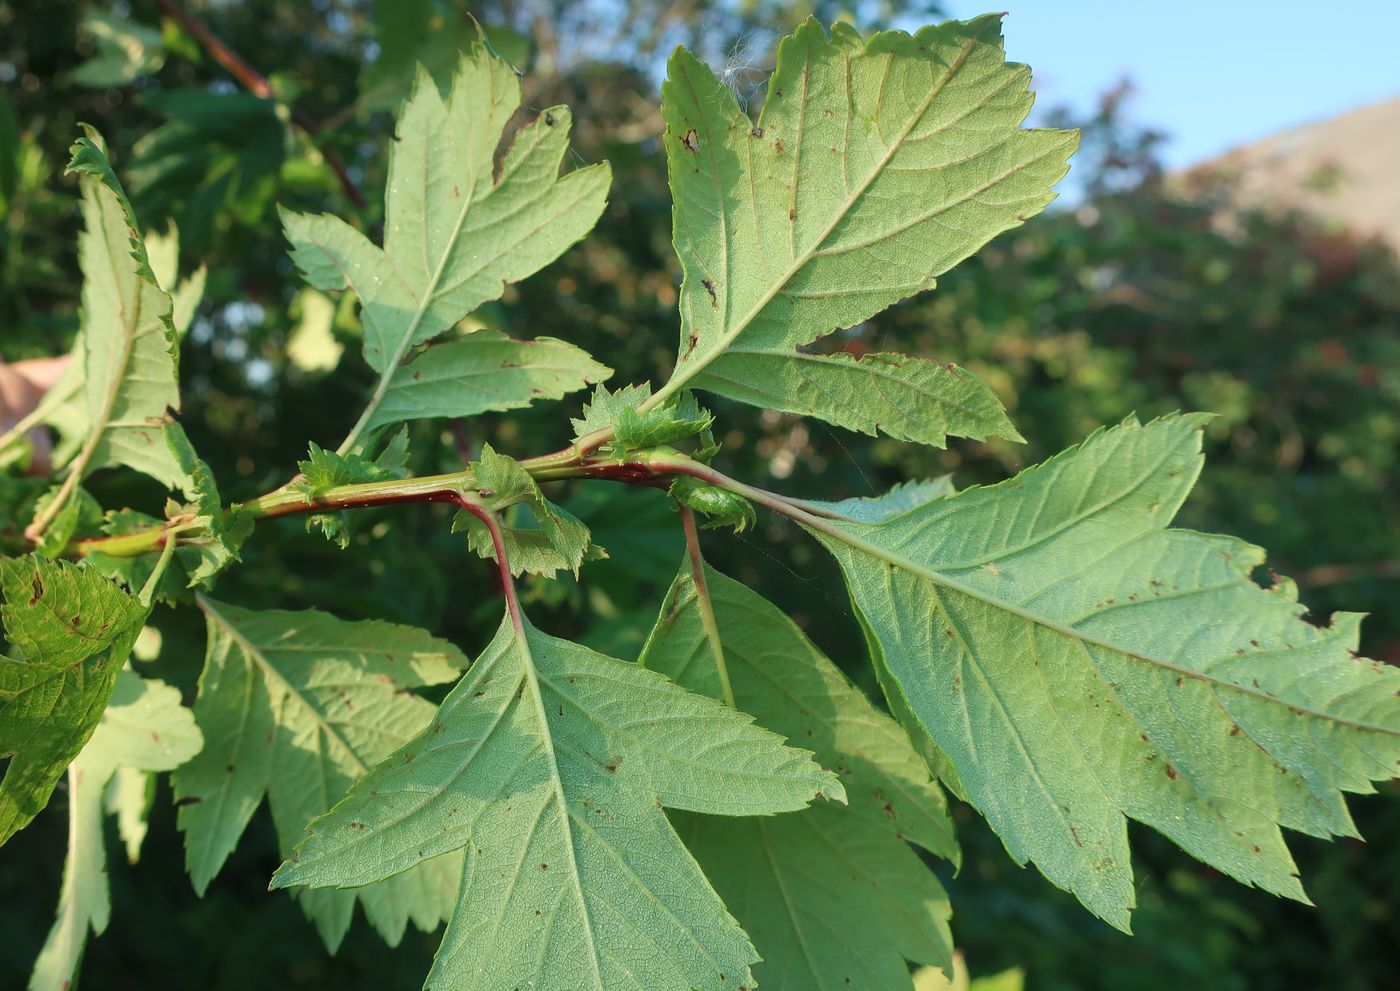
[154, 0, 367, 209]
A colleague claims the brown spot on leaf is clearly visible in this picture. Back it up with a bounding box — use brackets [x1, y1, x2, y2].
[681, 128, 700, 154]
[701, 277, 717, 305]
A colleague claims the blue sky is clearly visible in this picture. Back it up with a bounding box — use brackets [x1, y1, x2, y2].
[942, 1, 1400, 167]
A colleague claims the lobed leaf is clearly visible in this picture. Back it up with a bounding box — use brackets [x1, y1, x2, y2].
[642, 560, 958, 989]
[282, 45, 612, 438]
[31, 670, 202, 991]
[660, 16, 1075, 439]
[274, 613, 843, 991]
[64, 129, 194, 493]
[172, 598, 470, 950]
[813, 414, 1400, 930]
[454, 445, 603, 577]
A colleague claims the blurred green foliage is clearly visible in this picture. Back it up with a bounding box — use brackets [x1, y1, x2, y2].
[1, 1, 1395, 988]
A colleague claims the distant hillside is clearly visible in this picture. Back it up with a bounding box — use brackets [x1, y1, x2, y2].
[1188, 96, 1400, 249]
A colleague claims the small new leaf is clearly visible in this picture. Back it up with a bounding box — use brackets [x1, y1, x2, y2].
[273, 613, 843, 991]
[0, 557, 146, 846]
[669, 476, 756, 533]
[455, 445, 602, 577]
[815, 414, 1400, 930]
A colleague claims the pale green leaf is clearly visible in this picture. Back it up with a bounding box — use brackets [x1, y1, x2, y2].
[146, 221, 207, 338]
[286, 289, 343, 374]
[0, 557, 146, 846]
[172, 598, 470, 950]
[70, 11, 165, 88]
[66, 129, 191, 493]
[659, 17, 1075, 429]
[696, 349, 1022, 446]
[361, 331, 611, 434]
[282, 45, 611, 436]
[813, 414, 1400, 930]
[643, 560, 956, 989]
[808, 475, 956, 523]
[106, 766, 155, 863]
[30, 670, 202, 991]
[273, 613, 843, 991]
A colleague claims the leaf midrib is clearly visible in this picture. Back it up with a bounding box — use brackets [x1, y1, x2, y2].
[648, 29, 984, 412]
[814, 519, 1400, 738]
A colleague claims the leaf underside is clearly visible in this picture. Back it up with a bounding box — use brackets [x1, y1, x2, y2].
[172, 599, 470, 950]
[816, 414, 1400, 930]
[663, 16, 1074, 443]
[274, 614, 843, 991]
[282, 44, 613, 438]
[642, 560, 958, 990]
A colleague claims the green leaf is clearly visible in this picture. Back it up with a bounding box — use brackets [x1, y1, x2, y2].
[812, 414, 1400, 930]
[62, 129, 192, 494]
[359, 331, 612, 435]
[660, 17, 1075, 425]
[669, 476, 756, 533]
[166, 427, 250, 587]
[571, 383, 714, 456]
[297, 442, 399, 497]
[129, 91, 285, 250]
[30, 670, 202, 991]
[697, 349, 1022, 446]
[172, 598, 470, 950]
[642, 559, 957, 989]
[454, 445, 602, 577]
[145, 221, 207, 338]
[273, 613, 843, 991]
[282, 45, 611, 438]
[358, 0, 484, 113]
[70, 10, 165, 88]
[0, 557, 146, 846]
[808, 475, 956, 523]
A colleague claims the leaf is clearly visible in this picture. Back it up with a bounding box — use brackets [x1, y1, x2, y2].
[286, 289, 344, 374]
[297, 442, 399, 497]
[669, 476, 756, 533]
[697, 349, 1022, 446]
[70, 10, 165, 88]
[812, 414, 1400, 930]
[660, 17, 1075, 432]
[570, 383, 714, 455]
[0, 557, 146, 846]
[145, 221, 207, 338]
[130, 91, 285, 251]
[453, 445, 602, 577]
[808, 475, 956, 523]
[359, 331, 612, 435]
[63, 129, 192, 494]
[642, 559, 957, 990]
[358, 0, 484, 113]
[273, 613, 844, 991]
[166, 427, 251, 587]
[282, 46, 611, 437]
[172, 598, 470, 950]
[30, 670, 202, 991]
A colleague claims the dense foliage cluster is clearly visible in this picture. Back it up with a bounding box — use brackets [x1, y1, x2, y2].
[2, 3, 1397, 990]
